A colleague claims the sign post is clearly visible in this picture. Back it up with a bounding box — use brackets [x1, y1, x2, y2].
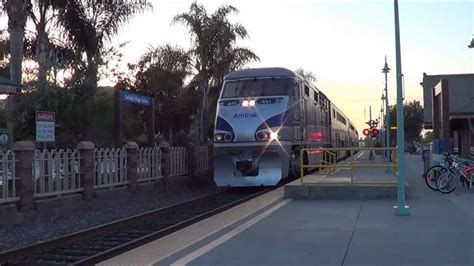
[115, 89, 155, 147]
[0, 128, 8, 146]
[36, 111, 55, 143]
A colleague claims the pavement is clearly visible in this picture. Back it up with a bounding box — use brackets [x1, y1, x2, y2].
[104, 154, 474, 266]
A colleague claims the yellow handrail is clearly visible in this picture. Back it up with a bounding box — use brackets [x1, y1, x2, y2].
[299, 147, 398, 185]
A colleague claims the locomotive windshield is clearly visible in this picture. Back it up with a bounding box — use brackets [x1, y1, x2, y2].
[221, 78, 293, 98]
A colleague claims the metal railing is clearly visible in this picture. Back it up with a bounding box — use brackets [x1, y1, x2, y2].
[0, 150, 17, 204]
[320, 150, 337, 175]
[33, 149, 82, 198]
[94, 148, 128, 189]
[170, 147, 187, 177]
[300, 147, 398, 185]
[137, 146, 162, 182]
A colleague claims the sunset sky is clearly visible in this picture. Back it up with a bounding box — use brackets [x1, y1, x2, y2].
[5, 0, 474, 134]
[111, 0, 474, 134]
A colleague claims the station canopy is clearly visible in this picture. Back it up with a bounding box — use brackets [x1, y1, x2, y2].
[0, 76, 21, 94]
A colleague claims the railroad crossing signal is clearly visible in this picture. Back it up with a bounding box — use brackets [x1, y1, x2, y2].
[363, 128, 370, 137]
[371, 128, 379, 137]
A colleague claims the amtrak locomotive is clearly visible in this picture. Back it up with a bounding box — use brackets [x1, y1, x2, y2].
[213, 67, 358, 187]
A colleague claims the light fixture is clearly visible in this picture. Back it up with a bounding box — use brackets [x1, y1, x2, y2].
[270, 131, 278, 140]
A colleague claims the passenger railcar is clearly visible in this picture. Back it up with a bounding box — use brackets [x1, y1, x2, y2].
[213, 67, 358, 187]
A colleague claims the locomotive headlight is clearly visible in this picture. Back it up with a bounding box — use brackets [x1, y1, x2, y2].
[248, 99, 256, 107]
[214, 132, 233, 142]
[214, 134, 223, 142]
[242, 100, 249, 107]
[270, 131, 278, 140]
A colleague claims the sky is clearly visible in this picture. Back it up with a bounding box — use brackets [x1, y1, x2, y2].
[3, 0, 474, 134]
[108, 0, 474, 134]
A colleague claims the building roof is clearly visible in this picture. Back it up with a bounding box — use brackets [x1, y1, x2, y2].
[421, 73, 474, 128]
[423, 73, 474, 79]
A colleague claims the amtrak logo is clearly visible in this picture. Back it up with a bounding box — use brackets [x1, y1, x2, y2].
[233, 113, 257, 119]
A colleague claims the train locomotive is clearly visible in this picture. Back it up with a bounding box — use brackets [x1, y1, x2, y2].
[213, 67, 358, 187]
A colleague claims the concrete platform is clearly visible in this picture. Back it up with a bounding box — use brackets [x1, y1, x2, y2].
[101, 154, 474, 266]
[285, 151, 408, 199]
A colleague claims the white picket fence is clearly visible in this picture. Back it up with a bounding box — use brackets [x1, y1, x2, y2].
[0, 144, 210, 203]
[170, 147, 187, 177]
[137, 147, 162, 182]
[195, 146, 209, 173]
[94, 148, 128, 189]
[33, 149, 82, 198]
[0, 150, 17, 203]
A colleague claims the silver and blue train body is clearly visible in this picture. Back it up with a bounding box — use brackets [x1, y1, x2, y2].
[213, 67, 358, 187]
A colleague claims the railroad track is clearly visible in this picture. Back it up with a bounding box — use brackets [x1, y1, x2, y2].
[0, 187, 271, 265]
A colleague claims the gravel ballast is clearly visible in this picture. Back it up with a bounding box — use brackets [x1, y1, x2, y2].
[0, 180, 224, 253]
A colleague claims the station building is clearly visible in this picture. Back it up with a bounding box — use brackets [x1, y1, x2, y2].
[421, 73, 474, 158]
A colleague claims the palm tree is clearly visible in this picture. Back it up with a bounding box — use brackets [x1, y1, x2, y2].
[74, 0, 152, 93]
[5, 0, 30, 144]
[173, 3, 258, 142]
[295, 68, 317, 83]
[132, 44, 193, 136]
[5, 0, 29, 84]
[4, 0, 150, 93]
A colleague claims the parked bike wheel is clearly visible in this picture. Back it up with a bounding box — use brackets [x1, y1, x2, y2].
[436, 171, 457, 194]
[424, 165, 448, 191]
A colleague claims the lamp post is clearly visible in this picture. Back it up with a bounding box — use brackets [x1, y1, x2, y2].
[382, 57, 391, 162]
[381, 94, 386, 157]
[393, 0, 409, 216]
[380, 106, 384, 146]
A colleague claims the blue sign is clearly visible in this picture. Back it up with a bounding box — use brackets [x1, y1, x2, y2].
[121, 91, 152, 106]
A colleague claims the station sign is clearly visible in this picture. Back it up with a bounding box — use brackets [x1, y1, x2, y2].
[120, 90, 152, 106]
[36, 111, 55, 142]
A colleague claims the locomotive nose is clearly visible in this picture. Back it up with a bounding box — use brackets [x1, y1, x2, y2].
[236, 160, 259, 176]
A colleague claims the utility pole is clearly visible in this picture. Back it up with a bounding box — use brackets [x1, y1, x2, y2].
[382, 56, 391, 162]
[369, 106, 372, 149]
[393, 0, 409, 216]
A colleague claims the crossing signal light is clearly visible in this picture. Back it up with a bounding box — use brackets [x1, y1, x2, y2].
[363, 128, 370, 136]
[371, 128, 379, 137]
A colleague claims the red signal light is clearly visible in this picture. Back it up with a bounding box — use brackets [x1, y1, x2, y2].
[371, 128, 379, 137]
[363, 128, 370, 136]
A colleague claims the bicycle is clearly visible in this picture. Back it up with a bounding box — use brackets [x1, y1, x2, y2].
[423, 153, 454, 191]
[436, 156, 474, 194]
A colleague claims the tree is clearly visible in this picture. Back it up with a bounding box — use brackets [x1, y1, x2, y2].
[118, 44, 199, 139]
[387, 100, 424, 144]
[4, 0, 30, 144]
[4, 0, 29, 84]
[67, 0, 152, 95]
[172, 3, 258, 142]
[295, 68, 317, 82]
